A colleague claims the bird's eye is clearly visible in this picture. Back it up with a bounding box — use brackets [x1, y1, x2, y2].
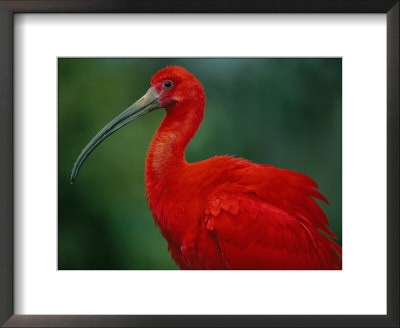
[163, 80, 173, 89]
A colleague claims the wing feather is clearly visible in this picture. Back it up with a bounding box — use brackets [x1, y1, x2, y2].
[205, 190, 341, 270]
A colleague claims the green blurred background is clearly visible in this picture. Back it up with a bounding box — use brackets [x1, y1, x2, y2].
[58, 58, 342, 270]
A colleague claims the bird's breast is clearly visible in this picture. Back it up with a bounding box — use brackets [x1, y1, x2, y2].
[146, 179, 202, 230]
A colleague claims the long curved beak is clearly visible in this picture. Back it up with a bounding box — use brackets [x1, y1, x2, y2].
[70, 88, 160, 183]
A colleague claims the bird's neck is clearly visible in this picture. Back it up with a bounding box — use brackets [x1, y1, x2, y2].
[145, 102, 204, 181]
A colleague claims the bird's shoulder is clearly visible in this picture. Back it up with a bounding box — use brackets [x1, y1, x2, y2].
[188, 155, 325, 199]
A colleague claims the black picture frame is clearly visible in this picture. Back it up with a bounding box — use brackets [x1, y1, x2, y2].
[0, 1, 398, 327]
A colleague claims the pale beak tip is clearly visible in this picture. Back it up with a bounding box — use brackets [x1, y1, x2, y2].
[70, 171, 77, 184]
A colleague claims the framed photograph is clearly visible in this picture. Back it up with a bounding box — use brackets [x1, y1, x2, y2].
[0, 1, 398, 327]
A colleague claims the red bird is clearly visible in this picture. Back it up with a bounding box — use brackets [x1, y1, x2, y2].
[71, 65, 342, 270]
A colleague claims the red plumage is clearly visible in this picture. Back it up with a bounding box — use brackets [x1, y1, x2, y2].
[145, 66, 341, 269]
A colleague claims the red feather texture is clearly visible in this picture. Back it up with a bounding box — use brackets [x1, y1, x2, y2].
[145, 66, 341, 270]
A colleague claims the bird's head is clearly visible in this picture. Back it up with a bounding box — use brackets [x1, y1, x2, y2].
[70, 65, 204, 183]
[150, 65, 205, 111]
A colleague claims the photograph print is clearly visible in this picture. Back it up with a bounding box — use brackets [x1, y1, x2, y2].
[58, 58, 342, 270]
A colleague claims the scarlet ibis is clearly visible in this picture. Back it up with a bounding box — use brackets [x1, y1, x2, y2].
[71, 65, 342, 270]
